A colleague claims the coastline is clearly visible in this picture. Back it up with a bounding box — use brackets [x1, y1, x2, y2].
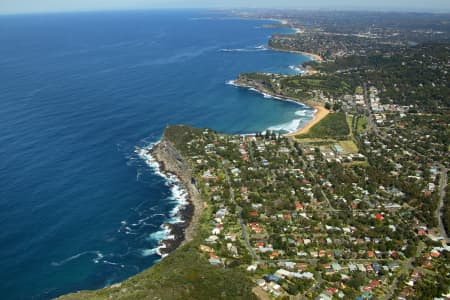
[268, 45, 324, 63]
[136, 137, 202, 258]
[284, 105, 329, 137]
[253, 16, 324, 63]
[138, 138, 203, 257]
[229, 79, 329, 136]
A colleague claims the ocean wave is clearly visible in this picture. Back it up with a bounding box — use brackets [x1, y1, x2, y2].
[146, 224, 173, 246]
[141, 248, 158, 257]
[51, 251, 104, 267]
[219, 45, 268, 52]
[225, 82, 314, 134]
[136, 143, 190, 222]
[142, 239, 169, 259]
[102, 260, 125, 268]
[168, 184, 188, 220]
[261, 92, 284, 100]
[268, 118, 303, 133]
[129, 46, 217, 68]
[130, 216, 150, 227]
[267, 108, 314, 133]
[226, 80, 238, 87]
[135, 143, 190, 256]
[289, 65, 305, 74]
[244, 86, 298, 103]
[295, 110, 312, 117]
[150, 213, 166, 219]
[156, 245, 168, 258]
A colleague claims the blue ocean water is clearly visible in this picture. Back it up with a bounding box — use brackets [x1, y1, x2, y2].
[0, 10, 313, 299]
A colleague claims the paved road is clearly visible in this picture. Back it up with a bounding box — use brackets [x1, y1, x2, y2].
[220, 161, 260, 262]
[436, 167, 449, 242]
[363, 83, 379, 135]
[319, 188, 337, 212]
[237, 205, 260, 262]
[382, 242, 425, 300]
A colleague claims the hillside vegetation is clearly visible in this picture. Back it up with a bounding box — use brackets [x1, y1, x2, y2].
[58, 242, 255, 300]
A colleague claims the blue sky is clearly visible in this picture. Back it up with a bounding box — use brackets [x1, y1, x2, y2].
[1, 0, 449, 14]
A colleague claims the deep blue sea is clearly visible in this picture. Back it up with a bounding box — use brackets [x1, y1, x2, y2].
[0, 10, 313, 299]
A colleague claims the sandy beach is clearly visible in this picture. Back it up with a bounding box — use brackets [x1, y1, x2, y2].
[284, 104, 330, 137]
[269, 46, 324, 62]
[231, 79, 329, 137]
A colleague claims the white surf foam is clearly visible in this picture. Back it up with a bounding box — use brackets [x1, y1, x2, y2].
[268, 118, 303, 133]
[137, 142, 190, 221]
[168, 183, 188, 223]
[295, 110, 312, 117]
[136, 144, 190, 251]
[141, 248, 158, 257]
[51, 251, 104, 267]
[219, 45, 268, 53]
[289, 65, 306, 74]
[146, 224, 171, 242]
[226, 80, 238, 86]
[267, 109, 315, 133]
[141, 223, 177, 258]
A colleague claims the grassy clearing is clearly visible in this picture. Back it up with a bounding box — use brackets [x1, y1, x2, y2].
[356, 116, 368, 133]
[355, 86, 364, 94]
[347, 115, 354, 135]
[297, 112, 350, 139]
[296, 113, 360, 155]
[338, 140, 359, 153]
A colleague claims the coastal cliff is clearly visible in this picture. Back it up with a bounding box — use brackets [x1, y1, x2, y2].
[151, 128, 203, 246]
[57, 125, 256, 300]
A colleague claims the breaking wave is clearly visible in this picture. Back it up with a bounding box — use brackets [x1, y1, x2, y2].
[135, 143, 189, 256]
[219, 44, 268, 52]
[51, 251, 104, 267]
[267, 109, 315, 133]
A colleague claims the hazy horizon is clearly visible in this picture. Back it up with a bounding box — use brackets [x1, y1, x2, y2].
[1, 0, 450, 15]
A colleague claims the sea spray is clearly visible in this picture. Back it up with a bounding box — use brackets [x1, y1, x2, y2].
[219, 44, 268, 52]
[136, 143, 190, 257]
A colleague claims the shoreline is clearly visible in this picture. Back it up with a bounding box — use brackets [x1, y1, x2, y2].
[251, 17, 324, 64]
[137, 141, 202, 257]
[229, 79, 329, 136]
[268, 45, 324, 63]
[284, 104, 329, 136]
[149, 139, 203, 254]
